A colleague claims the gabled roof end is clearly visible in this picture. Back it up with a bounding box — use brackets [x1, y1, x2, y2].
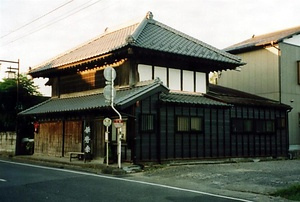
[225, 25, 300, 53]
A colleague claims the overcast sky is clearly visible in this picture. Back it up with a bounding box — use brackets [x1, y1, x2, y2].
[0, 0, 299, 96]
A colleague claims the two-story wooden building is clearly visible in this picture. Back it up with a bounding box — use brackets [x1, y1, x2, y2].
[20, 12, 291, 163]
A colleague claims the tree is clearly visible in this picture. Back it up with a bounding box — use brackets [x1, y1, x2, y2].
[0, 74, 44, 131]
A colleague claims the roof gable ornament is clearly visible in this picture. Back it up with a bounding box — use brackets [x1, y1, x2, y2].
[146, 11, 153, 20]
[126, 35, 135, 44]
[154, 77, 162, 84]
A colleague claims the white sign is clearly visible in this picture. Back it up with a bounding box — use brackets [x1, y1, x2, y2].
[103, 118, 112, 127]
[105, 131, 109, 142]
[103, 67, 116, 81]
[103, 85, 116, 101]
[113, 119, 123, 128]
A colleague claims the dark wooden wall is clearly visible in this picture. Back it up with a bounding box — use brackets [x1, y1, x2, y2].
[134, 93, 160, 162]
[229, 106, 288, 158]
[50, 61, 131, 96]
[92, 119, 105, 158]
[134, 98, 289, 162]
[34, 101, 288, 162]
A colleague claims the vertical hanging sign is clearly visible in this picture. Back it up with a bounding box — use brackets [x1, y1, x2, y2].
[84, 122, 91, 161]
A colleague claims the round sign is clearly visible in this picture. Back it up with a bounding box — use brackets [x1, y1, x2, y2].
[103, 67, 116, 81]
[103, 118, 112, 127]
[103, 85, 116, 101]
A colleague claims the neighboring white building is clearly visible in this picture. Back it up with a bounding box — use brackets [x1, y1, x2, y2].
[216, 26, 300, 153]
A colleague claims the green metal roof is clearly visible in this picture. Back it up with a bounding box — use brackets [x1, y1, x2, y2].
[30, 12, 243, 75]
[160, 92, 230, 106]
[20, 80, 289, 116]
[19, 80, 168, 115]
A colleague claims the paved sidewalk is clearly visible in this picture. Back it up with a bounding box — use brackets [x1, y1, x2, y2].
[129, 159, 300, 202]
[0, 154, 133, 175]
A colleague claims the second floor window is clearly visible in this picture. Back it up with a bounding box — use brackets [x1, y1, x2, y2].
[138, 64, 206, 93]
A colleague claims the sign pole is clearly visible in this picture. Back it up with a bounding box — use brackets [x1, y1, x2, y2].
[103, 67, 122, 169]
[103, 118, 112, 166]
[110, 73, 122, 169]
[105, 129, 109, 166]
[113, 119, 123, 169]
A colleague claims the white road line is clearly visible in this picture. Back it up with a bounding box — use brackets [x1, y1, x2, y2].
[0, 160, 252, 202]
[0, 179, 7, 182]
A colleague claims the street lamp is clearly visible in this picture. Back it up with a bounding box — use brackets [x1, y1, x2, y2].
[6, 66, 18, 79]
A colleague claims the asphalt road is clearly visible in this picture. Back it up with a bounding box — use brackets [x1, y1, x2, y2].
[0, 160, 250, 202]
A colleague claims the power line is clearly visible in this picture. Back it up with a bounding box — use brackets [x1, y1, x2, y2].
[0, 0, 74, 39]
[1, 0, 104, 47]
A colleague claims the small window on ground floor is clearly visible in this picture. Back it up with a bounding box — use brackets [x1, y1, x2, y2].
[140, 114, 155, 132]
[276, 118, 286, 129]
[177, 116, 189, 132]
[191, 117, 203, 131]
[255, 120, 275, 133]
[177, 116, 203, 132]
[232, 119, 253, 133]
[232, 119, 275, 134]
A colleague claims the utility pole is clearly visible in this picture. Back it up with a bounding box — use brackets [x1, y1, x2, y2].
[1, 59, 20, 108]
[0, 59, 20, 155]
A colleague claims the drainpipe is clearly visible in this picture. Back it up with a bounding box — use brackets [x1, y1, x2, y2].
[271, 41, 281, 103]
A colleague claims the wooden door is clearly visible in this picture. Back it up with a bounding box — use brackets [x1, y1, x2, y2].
[64, 120, 82, 156]
[93, 119, 104, 158]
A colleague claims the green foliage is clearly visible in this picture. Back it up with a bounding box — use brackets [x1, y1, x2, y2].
[0, 74, 44, 131]
[271, 184, 300, 201]
[0, 74, 41, 96]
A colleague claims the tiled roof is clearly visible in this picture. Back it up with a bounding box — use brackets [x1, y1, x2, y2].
[30, 12, 243, 75]
[30, 23, 139, 74]
[207, 84, 291, 109]
[131, 15, 242, 65]
[160, 91, 230, 106]
[224, 25, 300, 53]
[19, 79, 168, 115]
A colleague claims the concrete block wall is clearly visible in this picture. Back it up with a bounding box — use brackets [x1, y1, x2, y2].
[0, 132, 16, 156]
